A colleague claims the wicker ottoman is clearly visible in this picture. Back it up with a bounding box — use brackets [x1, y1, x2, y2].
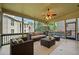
[54, 36, 60, 41]
[41, 38, 55, 48]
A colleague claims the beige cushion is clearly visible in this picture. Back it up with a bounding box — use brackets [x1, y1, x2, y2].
[47, 36, 55, 40]
[51, 37, 55, 40]
[31, 32, 43, 36]
[32, 35, 46, 39]
[12, 38, 24, 44]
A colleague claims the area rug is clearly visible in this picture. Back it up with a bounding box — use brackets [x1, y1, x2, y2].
[34, 39, 63, 55]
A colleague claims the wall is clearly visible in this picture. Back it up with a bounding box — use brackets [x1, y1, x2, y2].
[3, 15, 21, 34]
[3, 16, 8, 34]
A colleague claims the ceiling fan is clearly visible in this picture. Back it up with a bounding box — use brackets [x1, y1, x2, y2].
[42, 8, 56, 20]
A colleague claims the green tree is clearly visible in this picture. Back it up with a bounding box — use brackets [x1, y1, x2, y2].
[48, 22, 57, 31]
[35, 22, 46, 32]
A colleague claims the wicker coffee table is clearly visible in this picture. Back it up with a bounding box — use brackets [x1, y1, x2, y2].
[40, 37, 55, 48]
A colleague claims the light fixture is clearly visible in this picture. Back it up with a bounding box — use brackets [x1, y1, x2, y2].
[42, 8, 56, 20]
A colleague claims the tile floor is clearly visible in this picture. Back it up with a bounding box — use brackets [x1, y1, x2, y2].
[50, 39, 79, 55]
[0, 45, 10, 55]
[0, 39, 79, 55]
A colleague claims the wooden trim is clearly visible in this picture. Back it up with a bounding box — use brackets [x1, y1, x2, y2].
[4, 15, 22, 22]
[55, 9, 79, 22]
[76, 18, 78, 40]
[1, 33, 28, 36]
[22, 17, 24, 37]
[2, 8, 46, 24]
[2, 8, 33, 19]
[66, 22, 76, 24]
[34, 20, 36, 32]
[64, 20, 66, 39]
[0, 9, 3, 46]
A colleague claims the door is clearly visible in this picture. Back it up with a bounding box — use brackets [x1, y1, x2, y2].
[66, 22, 76, 40]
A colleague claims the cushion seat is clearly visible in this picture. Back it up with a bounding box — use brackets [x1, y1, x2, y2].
[31, 35, 46, 42]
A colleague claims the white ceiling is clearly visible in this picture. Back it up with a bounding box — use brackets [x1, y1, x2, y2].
[0, 3, 79, 23]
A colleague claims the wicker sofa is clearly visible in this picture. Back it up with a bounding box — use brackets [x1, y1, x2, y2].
[10, 32, 46, 55]
[10, 37, 33, 55]
[31, 32, 46, 42]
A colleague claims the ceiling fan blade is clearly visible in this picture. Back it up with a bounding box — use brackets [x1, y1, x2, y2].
[52, 14, 56, 16]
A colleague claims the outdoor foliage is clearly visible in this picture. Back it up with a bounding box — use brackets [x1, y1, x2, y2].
[35, 21, 58, 32]
[48, 22, 57, 31]
[35, 22, 45, 32]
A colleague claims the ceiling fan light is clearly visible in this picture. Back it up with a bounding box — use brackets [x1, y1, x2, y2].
[42, 8, 56, 20]
[46, 16, 51, 20]
[46, 16, 49, 20]
[49, 16, 51, 19]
